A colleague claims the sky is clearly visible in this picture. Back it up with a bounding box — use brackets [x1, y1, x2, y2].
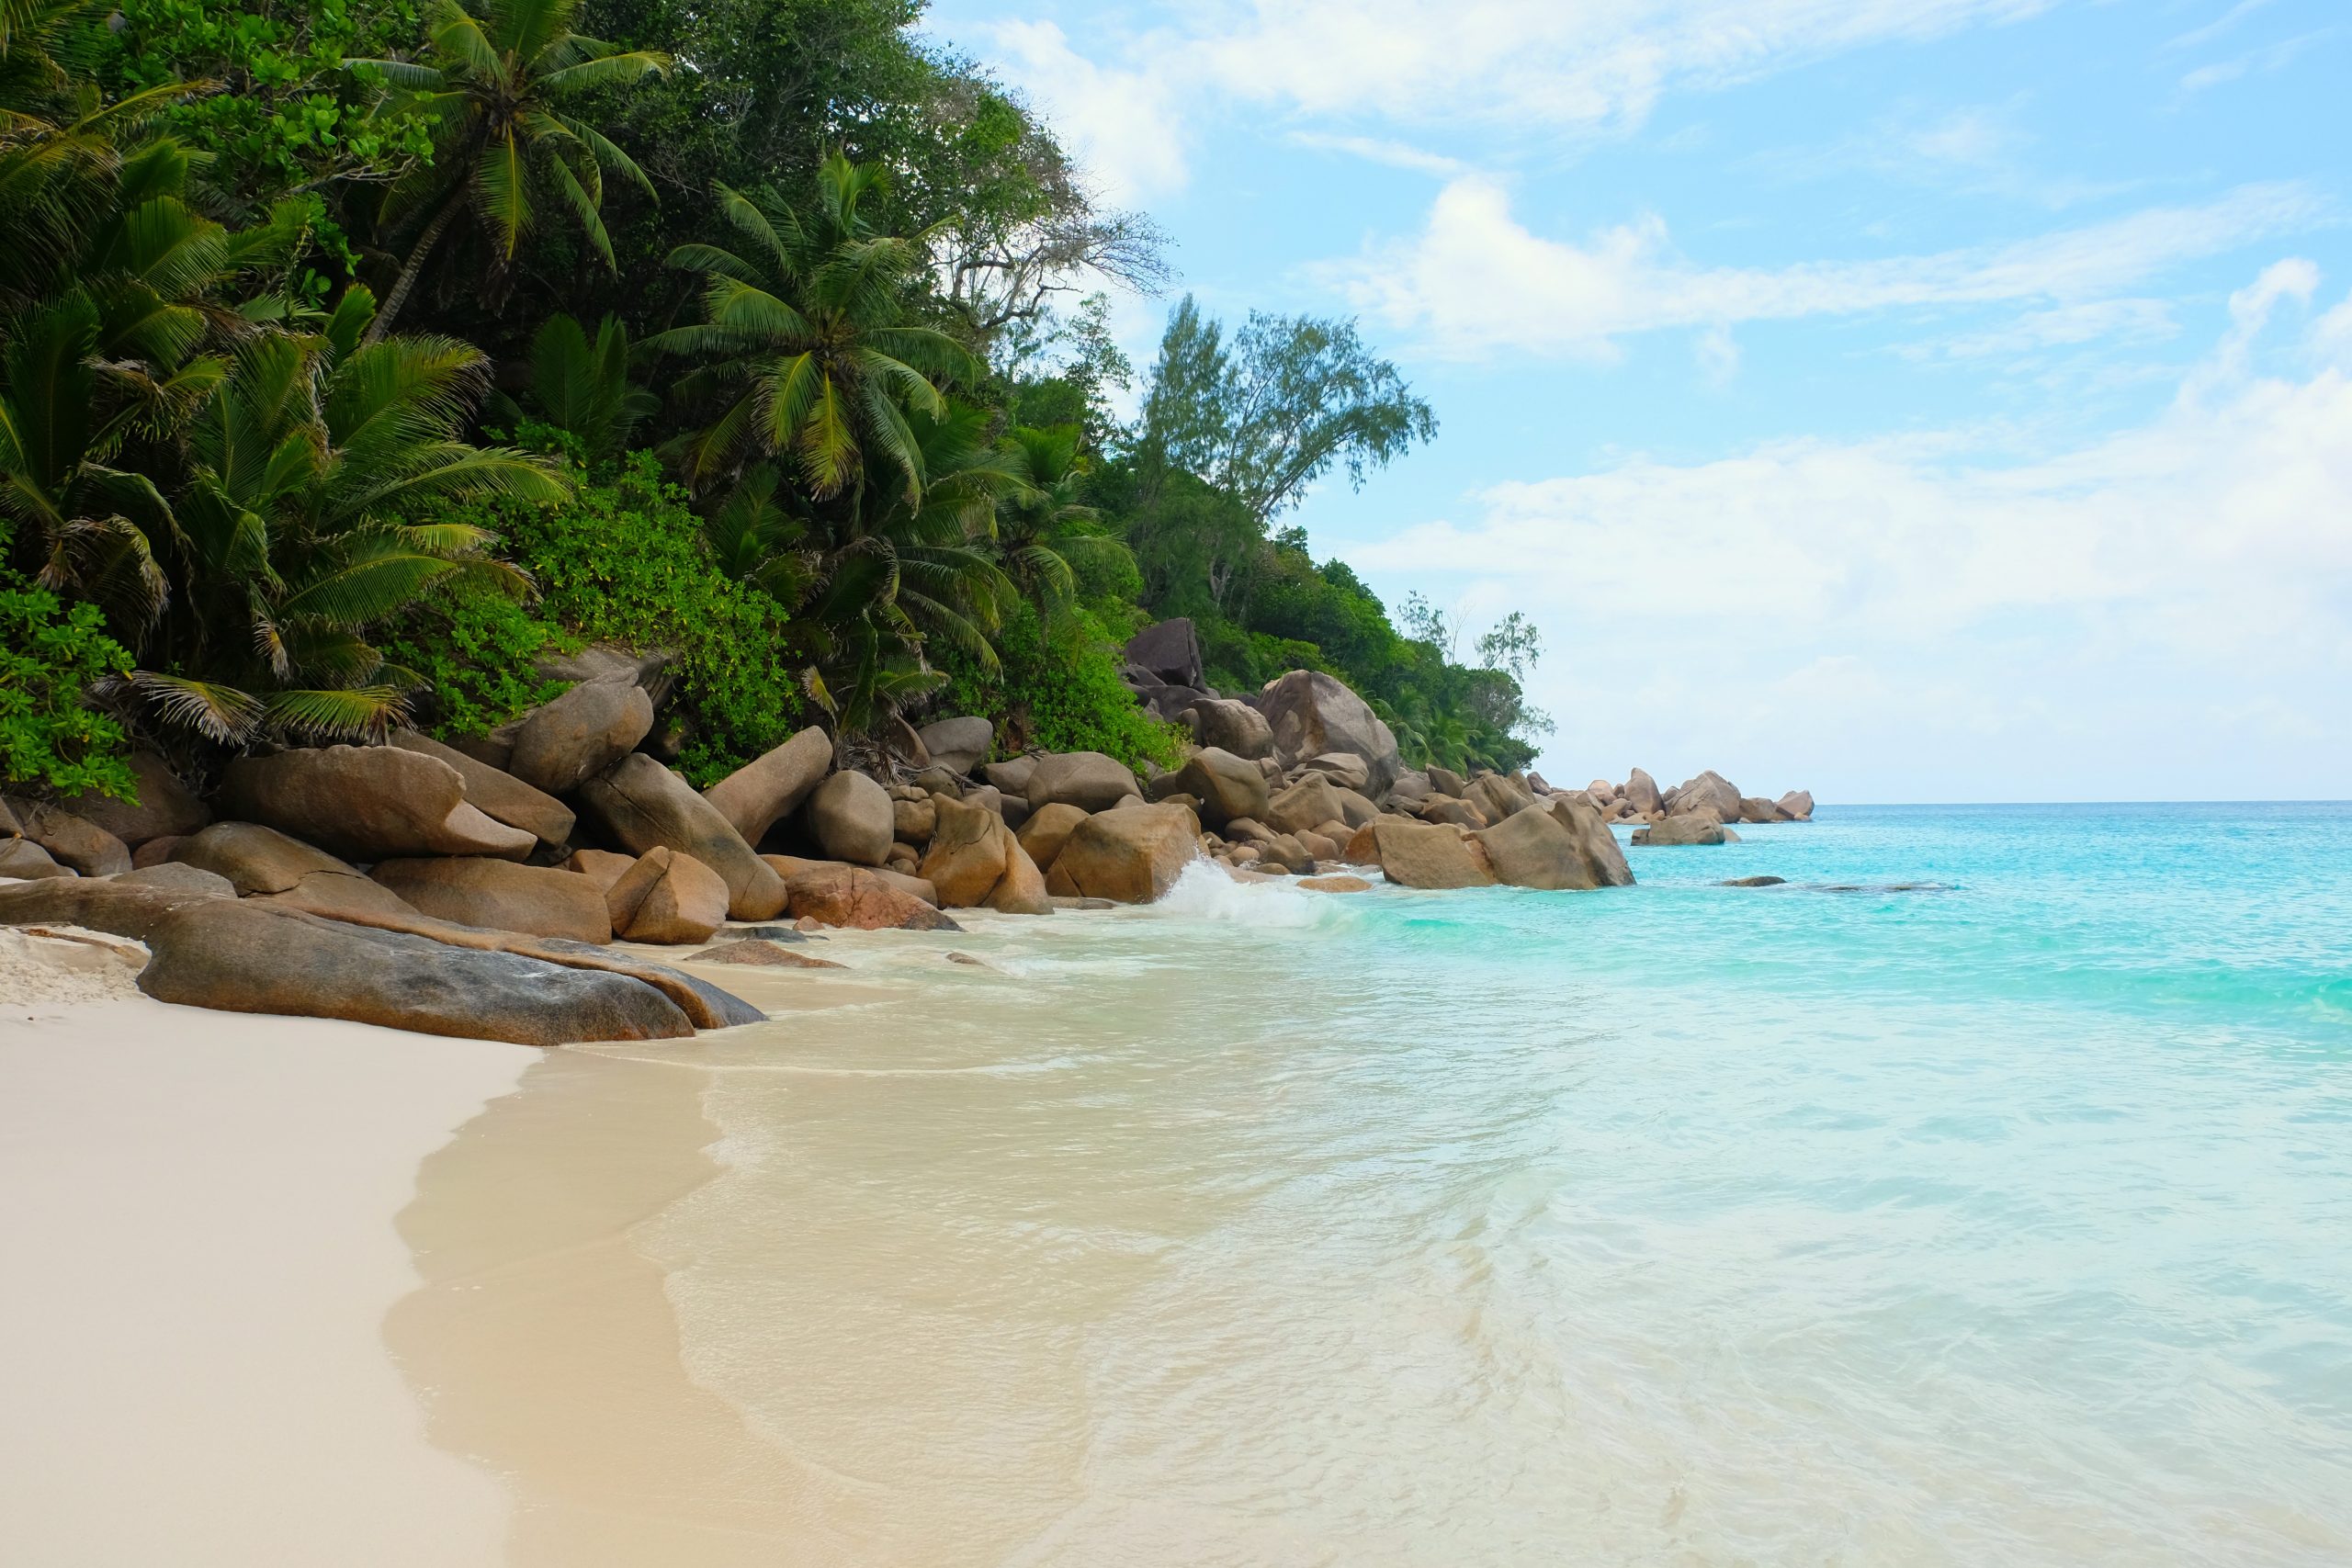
[921, 0, 2351, 802]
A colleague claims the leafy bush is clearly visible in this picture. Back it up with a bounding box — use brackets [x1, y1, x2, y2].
[485, 450, 806, 785]
[937, 603, 1185, 772]
[379, 578, 572, 739]
[0, 575, 137, 799]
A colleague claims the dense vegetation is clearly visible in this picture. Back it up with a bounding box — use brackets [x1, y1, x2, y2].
[0, 0, 1548, 799]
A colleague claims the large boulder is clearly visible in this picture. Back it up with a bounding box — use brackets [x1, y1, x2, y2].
[604, 847, 729, 945]
[1183, 697, 1273, 761]
[1164, 748, 1269, 829]
[1465, 773, 1533, 826]
[1622, 768, 1663, 816]
[1124, 617, 1204, 689]
[782, 863, 962, 931]
[1297, 751, 1373, 793]
[1366, 820, 1496, 890]
[980, 756, 1036, 796]
[0, 838, 73, 879]
[505, 680, 655, 795]
[390, 730, 575, 847]
[4, 799, 130, 876]
[1475, 805, 1600, 890]
[0, 870, 233, 940]
[575, 753, 787, 919]
[915, 795, 1051, 914]
[1778, 790, 1815, 821]
[1544, 797, 1635, 887]
[1633, 815, 1729, 846]
[1265, 773, 1346, 836]
[915, 716, 994, 775]
[803, 769, 893, 866]
[892, 795, 937, 845]
[217, 745, 534, 863]
[1426, 766, 1467, 799]
[1013, 802, 1088, 874]
[1044, 803, 1198, 903]
[136, 900, 694, 1045]
[700, 726, 831, 845]
[1737, 796, 1786, 824]
[168, 821, 422, 920]
[1260, 671, 1400, 796]
[57, 752, 210, 848]
[1669, 771, 1742, 820]
[1024, 751, 1141, 814]
[371, 857, 613, 942]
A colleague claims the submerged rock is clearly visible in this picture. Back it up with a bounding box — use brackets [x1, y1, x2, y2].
[687, 939, 846, 970]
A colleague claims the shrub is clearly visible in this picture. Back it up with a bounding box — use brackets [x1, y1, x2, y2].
[379, 578, 573, 740]
[937, 603, 1185, 772]
[0, 575, 137, 799]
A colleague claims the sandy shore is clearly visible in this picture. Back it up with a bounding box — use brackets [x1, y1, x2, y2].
[0, 990, 537, 1567]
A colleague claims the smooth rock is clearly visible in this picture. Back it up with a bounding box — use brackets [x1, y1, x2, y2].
[1166, 748, 1270, 829]
[563, 847, 638, 892]
[57, 752, 210, 848]
[1367, 820, 1496, 890]
[1669, 771, 1742, 821]
[1426, 766, 1466, 799]
[916, 716, 994, 775]
[391, 730, 575, 846]
[803, 770, 894, 867]
[1778, 790, 1815, 821]
[783, 864, 962, 931]
[1723, 875, 1787, 887]
[1014, 803, 1088, 874]
[1298, 874, 1373, 893]
[1265, 773, 1346, 836]
[605, 847, 729, 944]
[1125, 617, 1204, 689]
[506, 680, 654, 795]
[1465, 773, 1533, 826]
[1024, 751, 1142, 814]
[576, 753, 787, 920]
[892, 795, 938, 845]
[1298, 751, 1372, 793]
[0, 838, 74, 880]
[1259, 671, 1400, 795]
[1622, 768, 1663, 816]
[371, 857, 613, 942]
[1182, 697, 1273, 761]
[217, 746, 535, 862]
[5, 799, 130, 876]
[1544, 797, 1636, 888]
[115, 863, 236, 897]
[1044, 803, 1198, 904]
[979, 757, 1036, 796]
[0, 870, 232, 940]
[1475, 805, 1598, 890]
[701, 726, 831, 845]
[687, 939, 845, 969]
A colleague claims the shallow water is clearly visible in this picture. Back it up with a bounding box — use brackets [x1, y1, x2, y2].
[645, 804, 2352, 1565]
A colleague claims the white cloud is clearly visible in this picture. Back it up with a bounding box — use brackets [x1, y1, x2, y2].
[1288, 132, 1470, 179]
[1901, 299, 2179, 362]
[971, 0, 2055, 196]
[1335, 267, 2352, 799]
[1313, 176, 2327, 359]
[2178, 28, 2341, 93]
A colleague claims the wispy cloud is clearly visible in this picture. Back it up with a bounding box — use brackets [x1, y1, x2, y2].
[1288, 132, 1470, 178]
[1312, 176, 2330, 359]
[2165, 0, 2281, 52]
[2178, 28, 2342, 93]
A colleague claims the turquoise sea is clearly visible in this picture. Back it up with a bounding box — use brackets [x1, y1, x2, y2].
[652, 802, 2352, 1564]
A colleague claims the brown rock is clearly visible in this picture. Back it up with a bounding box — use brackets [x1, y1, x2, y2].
[1465, 773, 1533, 826]
[1622, 768, 1663, 815]
[1298, 874, 1373, 893]
[0, 839, 75, 880]
[1182, 697, 1273, 760]
[1474, 804, 1596, 890]
[1778, 790, 1815, 821]
[979, 757, 1036, 796]
[1265, 773, 1346, 836]
[1632, 815, 1728, 846]
[1426, 766, 1467, 798]
[1367, 820, 1496, 889]
[1014, 802, 1088, 874]
[803, 770, 893, 866]
[1163, 747, 1269, 829]
[892, 795, 937, 845]
[216, 746, 534, 862]
[700, 725, 831, 845]
[506, 680, 654, 795]
[371, 857, 613, 942]
[988, 836, 1052, 916]
[576, 754, 786, 920]
[605, 847, 729, 944]
[57, 752, 211, 848]
[919, 795, 1012, 907]
[1023, 751, 1142, 814]
[783, 864, 962, 931]
[170, 822, 361, 895]
[563, 847, 638, 892]
[131, 835, 183, 869]
[687, 939, 846, 970]
[1544, 797, 1636, 888]
[1418, 796, 1487, 829]
[0, 868, 235, 940]
[1296, 829, 1340, 861]
[5, 799, 130, 876]
[1259, 671, 1401, 795]
[1044, 803, 1199, 903]
[390, 730, 575, 847]
[915, 716, 994, 774]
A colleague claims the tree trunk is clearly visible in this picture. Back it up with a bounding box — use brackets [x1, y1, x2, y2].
[363, 193, 465, 346]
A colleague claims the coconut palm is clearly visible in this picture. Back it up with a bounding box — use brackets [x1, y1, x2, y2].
[492, 310, 657, 462]
[648, 153, 982, 500]
[992, 423, 1129, 628]
[349, 0, 670, 341]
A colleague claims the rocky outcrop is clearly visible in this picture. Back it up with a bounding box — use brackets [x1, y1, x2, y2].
[0, 869, 233, 940]
[1024, 751, 1142, 814]
[1265, 773, 1346, 836]
[782, 863, 962, 931]
[1544, 797, 1636, 888]
[1668, 770, 1742, 821]
[390, 730, 575, 847]
[1365, 820, 1496, 889]
[217, 746, 535, 863]
[136, 900, 695, 1045]
[1632, 815, 1729, 846]
[505, 680, 654, 795]
[803, 769, 893, 866]
[1778, 790, 1815, 821]
[1623, 767, 1663, 816]
[57, 752, 210, 848]
[1464, 773, 1533, 827]
[1013, 802, 1087, 874]
[700, 726, 831, 845]
[918, 795, 1051, 913]
[1473, 806, 1595, 890]
[575, 753, 787, 919]
[1125, 617, 1204, 690]
[4, 799, 130, 876]
[603, 847, 729, 944]
[371, 856, 614, 942]
[1259, 671, 1400, 796]
[915, 716, 993, 774]
[1044, 803, 1198, 903]
[1183, 697, 1273, 761]
[1164, 748, 1269, 829]
[165, 821, 417, 919]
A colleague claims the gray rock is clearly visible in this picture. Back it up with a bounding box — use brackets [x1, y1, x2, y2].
[1427, 766, 1467, 799]
[979, 757, 1036, 796]
[216, 746, 535, 862]
[1182, 697, 1274, 761]
[4, 798, 130, 876]
[1024, 751, 1142, 814]
[700, 725, 831, 845]
[0, 869, 234, 940]
[1259, 671, 1401, 796]
[1163, 748, 1270, 829]
[1124, 618, 1204, 689]
[115, 863, 236, 898]
[575, 754, 787, 920]
[506, 680, 654, 795]
[916, 716, 994, 774]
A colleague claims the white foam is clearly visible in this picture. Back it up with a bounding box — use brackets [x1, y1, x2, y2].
[1138, 858, 1363, 930]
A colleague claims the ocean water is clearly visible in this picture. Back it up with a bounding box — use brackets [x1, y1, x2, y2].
[645, 804, 2352, 1565]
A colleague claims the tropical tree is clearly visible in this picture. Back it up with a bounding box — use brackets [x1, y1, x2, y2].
[992, 423, 1128, 627]
[350, 0, 671, 341]
[492, 310, 656, 462]
[648, 152, 982, 499]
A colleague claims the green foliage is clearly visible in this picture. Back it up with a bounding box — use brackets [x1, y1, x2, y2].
[485, 448, 805, 784]
[377, 576, 570, 739]
[0, 571, 136, 799]
[935, 602, 1183, 773]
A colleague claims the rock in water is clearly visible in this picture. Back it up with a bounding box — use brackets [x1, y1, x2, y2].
[1259, 671, 1401, 796]
[1623, 768, 1663, 816]
[1367, 820, 1497, 889]
[1777, 790, 1815, 821]
[1024, 752, 1143, 814]
[916, 716, 994, 775]
[1298, 874, 1373, 893]
[505, 680, 654, 795]
[1475, 805, 1600, 890]
[1723, 875, 1787, 887]
[687, 939, 845, 970]
[603, 847, 729, 944]
[217, 745, 535, 862]
[1544, 797, 1636, 887]
[701, 726, 831, 845]
[576, 754, 787, 920]
[390, 730, 576, 847]
[1044, 803, 1198, 903]
[803, 770, 893, 865]
[371, 857, 615, 942]
[136, 900, 694, 1045]
[1633, 815, 1728, 846]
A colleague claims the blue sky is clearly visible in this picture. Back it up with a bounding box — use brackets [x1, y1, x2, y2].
[922, 0, 2351, 802]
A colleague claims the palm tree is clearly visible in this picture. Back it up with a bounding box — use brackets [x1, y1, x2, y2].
[492, 310, 657, 462]
[349, 0, 670, 341]
[992, 423, 1130, 628]
[647, 153, 982, 500]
